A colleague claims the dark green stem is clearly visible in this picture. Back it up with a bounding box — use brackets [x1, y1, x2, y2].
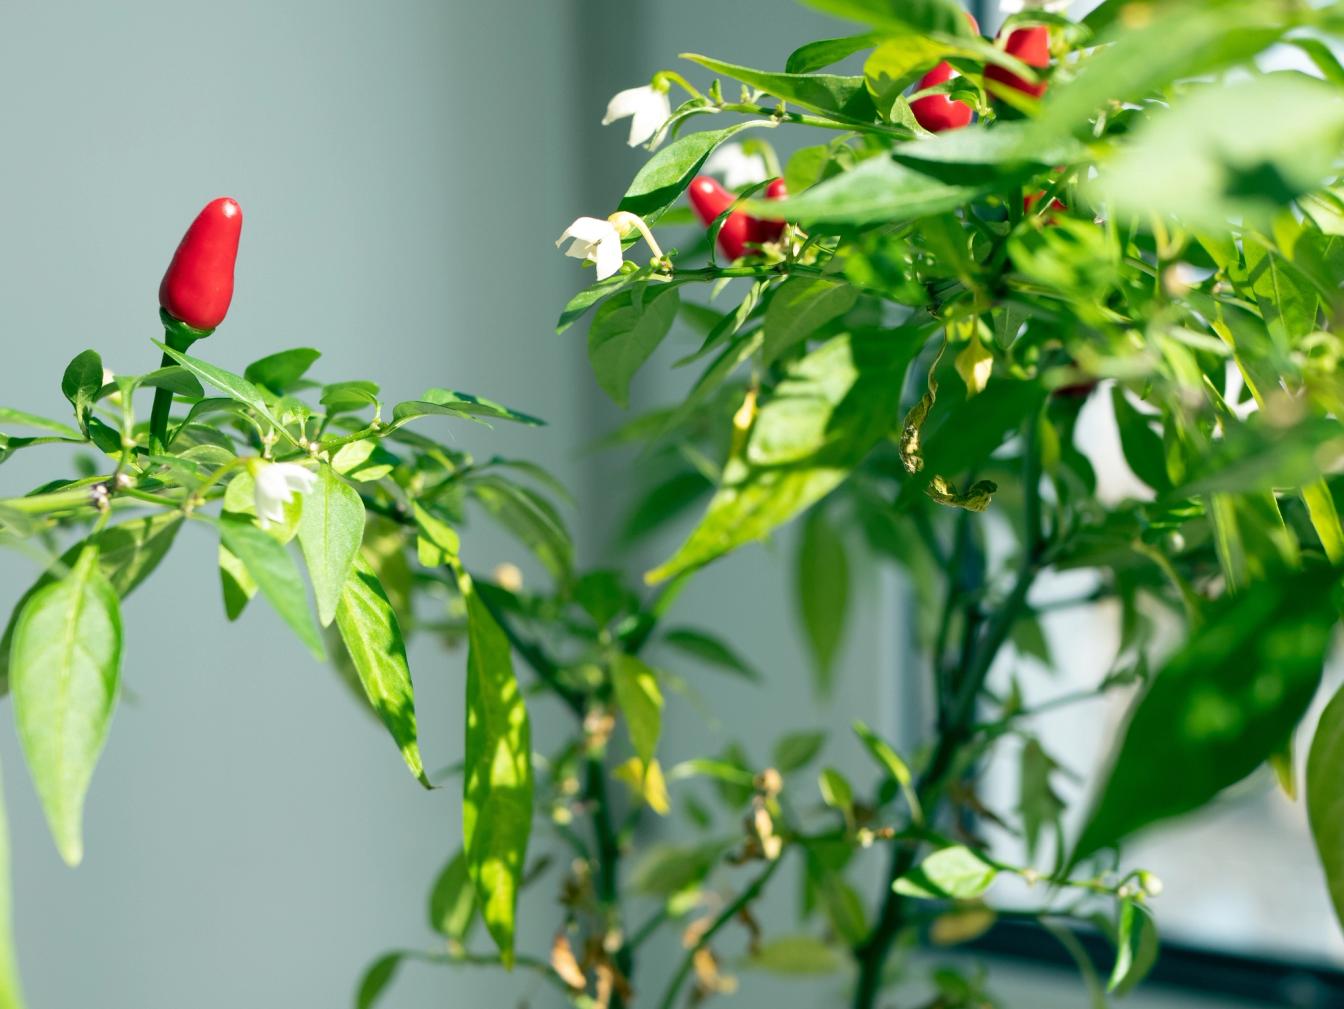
[853, 413, 1045, 1009]
[148, 314, 209, 454]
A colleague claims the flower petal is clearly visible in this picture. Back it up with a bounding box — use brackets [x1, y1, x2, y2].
[603, 85, 653, 125]
[592, 234, 624, 281]
[557, 216, 614, 247]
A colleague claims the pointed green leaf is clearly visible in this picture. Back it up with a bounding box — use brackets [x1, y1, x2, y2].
[1075, 568, 1337, 862]
[1308, 682, 1344, 934]
[682, 54, 875, 118]
[588, 286, 681, 408]
[243, 348, 321, 394]
[298, 465, 365, 627]
[611, 654, 663, 766]
[460, 572, 533, 967]
[155, 342, 286, 431]
[60, 350, 103, 430]
[217, 514, 324, 660]
[761, 278, 858, 366]
[773, 731, 827, 774]
[660, 627, 761, 681]
[618, 121, 770, 221]
[796, 507, 851, 694]
[895, 845, 998, 900]
[428, 849, 476, 940]
[11, 545, 122, 865]
[648, 330, 920, 583]
[335, 558, 428, 786]
[1108, 900, 1159, 996]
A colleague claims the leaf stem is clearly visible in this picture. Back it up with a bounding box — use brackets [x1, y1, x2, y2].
[655, 855, 784, 1009]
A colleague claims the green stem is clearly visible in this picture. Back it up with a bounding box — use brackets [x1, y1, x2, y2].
[853, 413, 1046, 1009]
[148, 318, 207, 454]
[656, 856, 784, 1009]
[717, 101, 912, 138]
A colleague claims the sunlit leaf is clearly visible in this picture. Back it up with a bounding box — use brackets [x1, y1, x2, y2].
[11, 545, 122, 866]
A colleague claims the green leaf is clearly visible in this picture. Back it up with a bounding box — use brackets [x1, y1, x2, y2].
[428, 850, 476, 940]
[786, 33, 879, 75]
[1026, 2, 1289, 150]
[355, 952, 402, 1009]
[892, 121, 1083, 183]
[796, 507, 851, 694]
[391, 389, 543, 428]
[611, 654, 663, 766]
[762, 278, 858, 366]
[632, 839, 730, 895]
[1019, 738, 1066, 862]
[219, 543, 256, 620]
[682, 54, 875, 118]
[468, 476, 572, 579]
[0, 513, 182, 694]
[746, 935, 843, 974]
[648, 329, 920, 582]
[852, 720, 919, 813]
[894, 845, 998, 900]
[460, 572, 534, 968]
[1108, 900, 1159, 996]
[660, 627, 760, 680]
[138, 366, 205, 399]
[1092, 75, 1344, 230]
[773, 731, 827, 773]
[217, 513, 325, 660]
[0, 756, 26, 1009]
[1110, 388, 1170, 493]
[801, 0, 975, 37]
[243, 348, 320, 394]
[818, 767, 854, 816]
[298, 465, 366, 627]
[335, 557, 428, 786]
[745, 154, 980, 227]
[11, 545, 122, 865]
[155, 342, 286, 432]
[1074, 567, 1338, 862]
[1241, 237, 1318, 348]
[0, 407, 83, 441]
[61, 349, 103, 429]
[1308, 682, 1344, 934]
[588, 286, 681, 408]
[413, 502, 460, 568]
[618, 121, 768, 221]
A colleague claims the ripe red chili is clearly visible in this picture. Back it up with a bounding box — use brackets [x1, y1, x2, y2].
[912, 63, 974, 133]
[159, 197, 243, 331]
[985, 26, 1050, 100]
[749, 178, 789, 245]
[911, 12, 979, 134]
[689, 176, 753, 260]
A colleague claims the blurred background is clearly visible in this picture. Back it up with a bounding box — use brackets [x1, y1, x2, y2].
[0, 1, 1339, 1007]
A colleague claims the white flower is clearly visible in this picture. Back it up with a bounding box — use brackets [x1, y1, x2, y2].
[556, 216, 624, 281]
[602, 84, 671, 148]
[703, 143, 768, 190]
[253, 461, 317, 528]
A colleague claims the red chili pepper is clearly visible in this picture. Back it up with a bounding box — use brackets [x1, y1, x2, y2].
[911, 13, 979, 134]
[912, 63, 974, 133]
[689, 176, 752, 260]
[159, 197, 243, 331]
[986, 26, 1050, 100]
[749, 178, 789, 245]
[1025, 191, 1067, 214]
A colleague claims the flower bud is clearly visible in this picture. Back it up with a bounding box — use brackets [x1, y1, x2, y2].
[159, 197, 243, 331]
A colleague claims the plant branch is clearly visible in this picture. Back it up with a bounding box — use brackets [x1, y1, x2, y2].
[656, 856, 785, 1009]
